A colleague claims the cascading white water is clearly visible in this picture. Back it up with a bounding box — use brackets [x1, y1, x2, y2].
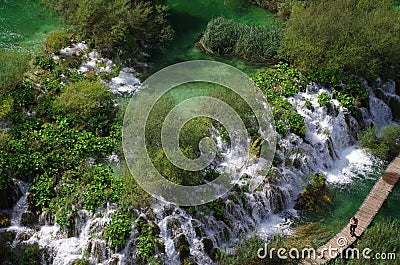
[10, 179, 29, 227]
[3, 44, 397, 264]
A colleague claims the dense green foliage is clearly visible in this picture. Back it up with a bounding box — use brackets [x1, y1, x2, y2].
[104, 210, 133, 250]
[253, 63, 306, 136]
[42, 0, 173, 60]
[53, 80, 113, 121]
[358, 125, 400, 161]
[280, 0, 400, 80]
[317, 92, 331, 107]
[199, 17, 283, 63]
[45, 31, 72, 54]
[0, 40, 126, 230]
[0, 50, 30, 92]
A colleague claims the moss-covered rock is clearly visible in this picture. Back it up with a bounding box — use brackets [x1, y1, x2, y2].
[21, 211, 37, 227]
[175, 233, 191, 262]
[201, 238, 213, 256]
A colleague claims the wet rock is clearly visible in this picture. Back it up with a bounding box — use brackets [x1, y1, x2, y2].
[389, 97, 400, 121]
[0, 230, 16, 244]
[223, 227, 231, 242]
[107, 256, 120, 265]
[194, 226, 203, 237]
[39, 211, 55, 226]
[155, 238, 165, 254]
[21, 210, 37, 227]
[148, 221, 160, 236]
[175, 233, 190, 262]
[210, 248, 221, 262]
[374, 88, 386, 102]
[145, 208, 156, 220]
[201, 238, 213, 256]
[267, 185, 286, 213]
[167, 218, 180, 230]
[0, 178, 22, 210]
[0, 212, 11, 228]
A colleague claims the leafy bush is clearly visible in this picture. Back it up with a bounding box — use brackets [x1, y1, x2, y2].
[200, 17, 283, 63]
[104, 210, 133, 250]
[280, 0, 400, 80]
[0, 50, 30, 92]
[45, 31, 71, 54]
[21, 244, 43, 265]
[253, 63, 306, 136]
[317, 92, 331, 107]
[53, 80, 113, 121]
[358, 125, 400, 161]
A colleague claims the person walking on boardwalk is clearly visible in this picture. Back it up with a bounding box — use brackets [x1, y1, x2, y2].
[350, 216, 358, 236]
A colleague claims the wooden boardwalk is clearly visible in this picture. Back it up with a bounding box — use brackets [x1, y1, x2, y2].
[299, 156, 400, 265]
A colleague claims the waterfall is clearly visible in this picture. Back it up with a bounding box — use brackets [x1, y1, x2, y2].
[3, 46, 396, 264]
[10, 179, 29, 227]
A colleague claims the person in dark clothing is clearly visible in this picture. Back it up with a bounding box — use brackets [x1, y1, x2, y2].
[350, 216, 358, 236]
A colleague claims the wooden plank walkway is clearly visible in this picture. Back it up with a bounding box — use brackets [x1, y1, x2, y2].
[299, 156, 400, 265]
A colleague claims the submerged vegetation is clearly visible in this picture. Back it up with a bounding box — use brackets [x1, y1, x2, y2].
[199, 16, 283, 63]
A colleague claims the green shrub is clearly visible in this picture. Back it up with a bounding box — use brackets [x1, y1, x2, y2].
[358, 125, 400, 161]
[104, 210, 133, 250]
[200, 17, 283, 63]
[317, 92, 331, 107]
[281, 0, 400, 80]
[45, 31, 71, 54]
[53, 80, 113, 121]
[0, 50, 30, 92]
[21, 244, 43, 265]
[253, 63, 306, 136]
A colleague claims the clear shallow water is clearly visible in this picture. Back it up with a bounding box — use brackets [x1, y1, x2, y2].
[149, 0, 276, 74]
[0, 0, 61, 50]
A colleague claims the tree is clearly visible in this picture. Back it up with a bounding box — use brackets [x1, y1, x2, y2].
[280, 0, 400, 80]
[43, 0, 173, 60]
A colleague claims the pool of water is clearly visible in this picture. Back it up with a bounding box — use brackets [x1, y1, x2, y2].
[149, 0, 276, 74]
[0, 0, 61, 51]
[300, 162, 400, 233]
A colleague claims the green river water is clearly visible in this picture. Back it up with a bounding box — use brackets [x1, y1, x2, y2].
[1, 0, 399, 236]
[0, 0, 61, 51]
